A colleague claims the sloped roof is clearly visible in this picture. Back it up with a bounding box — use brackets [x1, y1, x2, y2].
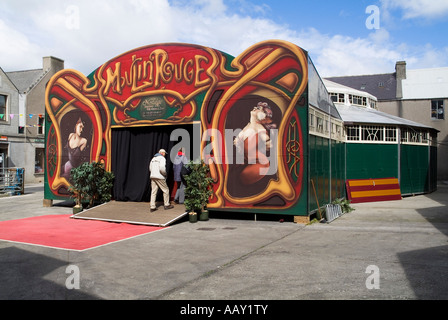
[336, 104, 437, 131]
[323, 79, 377, 101]
[325, 73, 397, 101]
[6, 69, 47, 93]
[308, 58, 342, 120]
[0, 67, 18, 91]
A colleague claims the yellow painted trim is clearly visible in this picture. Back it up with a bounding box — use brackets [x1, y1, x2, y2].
[351, 189, 401, 198]
[348, 178, 399, 187]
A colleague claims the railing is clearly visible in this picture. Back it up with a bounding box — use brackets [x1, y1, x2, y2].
[0, 168, 25, 195]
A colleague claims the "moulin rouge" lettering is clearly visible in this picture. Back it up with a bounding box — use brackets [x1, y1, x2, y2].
[101, 48, 213, 97]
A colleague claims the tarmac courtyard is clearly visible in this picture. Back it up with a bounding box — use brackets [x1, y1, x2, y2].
[0, 183, 447, 302]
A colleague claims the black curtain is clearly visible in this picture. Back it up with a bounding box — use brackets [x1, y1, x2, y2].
[111, 126, 175, 202]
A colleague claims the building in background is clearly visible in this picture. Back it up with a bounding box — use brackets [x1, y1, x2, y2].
[324, 79, 438, 195]
[0, 57, 64, 183]
[326, 62, 447, 181]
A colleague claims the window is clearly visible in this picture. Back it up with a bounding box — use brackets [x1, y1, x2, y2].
[329, 93, 345, 103]
[330, 93, 338, 103]
[332, 123, 343, 139]
[38, 115, 44, 135]
[309, 113, 316, 131]
[35, 148, 45, 173]
[422, 131, 429, 144]
[385, 127, 397, 142]
[346, 125, 414, 143]
[361, 125, 383, 141]
[0, 94, 6, 122]
[349, 94, 366, 107]
[409, 130, 421, 143]
[346, 126, 359, 141]
[316, 117, 324, 133]
[431, 100, 444, 120]
[397, 128, 430, 145]
[401, 128, 409, 143]
[336, 125, 342, 137]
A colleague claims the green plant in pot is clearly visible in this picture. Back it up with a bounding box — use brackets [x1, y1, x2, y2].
[183, 160, 214, 222]
[68, 185, 85, 214]
[69, 161, 115, 211]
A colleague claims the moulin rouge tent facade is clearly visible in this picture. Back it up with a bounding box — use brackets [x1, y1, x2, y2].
[44, 40, 345, 222]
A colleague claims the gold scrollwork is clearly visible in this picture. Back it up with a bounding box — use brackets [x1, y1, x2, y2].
[286, 119, 301, 179]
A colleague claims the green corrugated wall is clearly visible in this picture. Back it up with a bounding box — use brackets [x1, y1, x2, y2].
[309, 135, 329, 213]
[430, 146, 438, 192]
[346, 143, 398, 180]
[308, 135, 345, 213]
[346, 143, 437, 195]
[400, 144, 437, 195]
[331, 140, 346, 201]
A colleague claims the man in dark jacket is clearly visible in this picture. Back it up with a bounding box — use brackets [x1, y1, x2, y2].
[172, 148, 188, 204]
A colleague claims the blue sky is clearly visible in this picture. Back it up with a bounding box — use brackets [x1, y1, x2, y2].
[245, 0, 448, 46]
[1, 0, 448, 77]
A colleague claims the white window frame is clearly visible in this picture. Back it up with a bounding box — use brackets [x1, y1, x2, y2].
[0, 93, 9, 123]
[431, 100, 444, 120]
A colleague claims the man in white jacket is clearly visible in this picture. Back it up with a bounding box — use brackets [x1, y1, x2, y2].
[149, 149, 174, 212]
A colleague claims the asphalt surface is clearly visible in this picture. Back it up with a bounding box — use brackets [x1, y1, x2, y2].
[0, 183, 447, 303]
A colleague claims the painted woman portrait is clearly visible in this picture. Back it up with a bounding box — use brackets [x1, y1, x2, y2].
[61, 114, 91, 180]
[227, 97, 280, 198]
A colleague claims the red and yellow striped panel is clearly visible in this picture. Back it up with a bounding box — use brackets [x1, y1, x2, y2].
[346, 178, 402, 203]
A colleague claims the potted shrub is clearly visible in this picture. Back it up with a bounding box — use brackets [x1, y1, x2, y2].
[183, 160, 214, 222]
[69, 161, 115, 211]
[188, 211, 198, 223]
[68, 185, 85, 214]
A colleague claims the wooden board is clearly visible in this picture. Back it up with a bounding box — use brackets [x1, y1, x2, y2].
[346, 178, 402, 204]
[72, 201, 188, 227]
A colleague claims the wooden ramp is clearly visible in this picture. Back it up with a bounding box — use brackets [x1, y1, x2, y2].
[72, 201, 188, 227]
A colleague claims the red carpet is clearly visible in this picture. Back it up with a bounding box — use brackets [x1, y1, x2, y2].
[0, 215, 165, 251]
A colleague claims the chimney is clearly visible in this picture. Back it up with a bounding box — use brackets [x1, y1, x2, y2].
[395, 61, 406, 99]
[43, 56, 65, 73]
[395, 61, 407, 80]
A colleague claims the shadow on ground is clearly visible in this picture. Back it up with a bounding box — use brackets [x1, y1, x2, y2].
[0, 247, 100, 300]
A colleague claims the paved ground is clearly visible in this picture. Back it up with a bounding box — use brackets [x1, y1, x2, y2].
[0, 183, 447, 302]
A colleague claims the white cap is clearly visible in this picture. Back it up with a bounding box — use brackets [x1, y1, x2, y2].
[159, 149, 167, 154]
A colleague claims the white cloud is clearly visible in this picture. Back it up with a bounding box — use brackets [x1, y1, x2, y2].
[0, 0, 446, 79]
[291, 28, 404, 77]
[0, 19, 43, 71]
[381, 0, 448, 19]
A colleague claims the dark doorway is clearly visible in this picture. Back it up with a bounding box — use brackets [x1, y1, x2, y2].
[111, 124, 194, 202]
[0, 144, 8, 169]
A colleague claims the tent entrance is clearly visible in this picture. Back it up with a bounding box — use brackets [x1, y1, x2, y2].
[111, 124, 195, 202]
